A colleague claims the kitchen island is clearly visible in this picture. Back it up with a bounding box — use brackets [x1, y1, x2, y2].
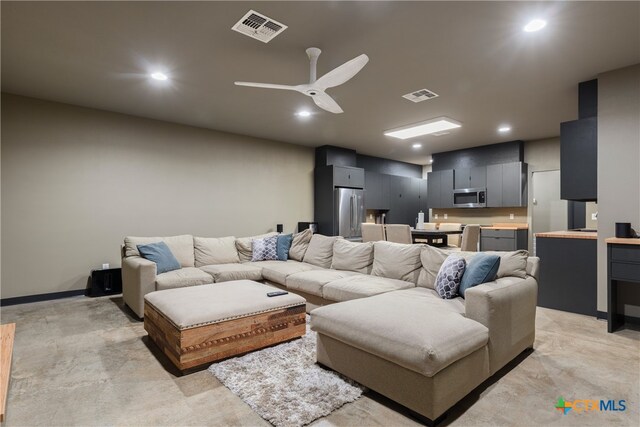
[535, 230, 597, 316]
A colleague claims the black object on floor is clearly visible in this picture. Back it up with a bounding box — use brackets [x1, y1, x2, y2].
[88, 268, 122, 297]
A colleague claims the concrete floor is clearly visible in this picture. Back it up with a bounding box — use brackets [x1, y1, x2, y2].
[1, 296, 638, 426]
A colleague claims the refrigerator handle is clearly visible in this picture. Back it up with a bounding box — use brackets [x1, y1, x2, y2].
[349, 194, 354, 235]
[352, 194, 357, 235]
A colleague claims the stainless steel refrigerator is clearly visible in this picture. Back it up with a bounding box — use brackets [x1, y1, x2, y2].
[334, 188, 365, 240]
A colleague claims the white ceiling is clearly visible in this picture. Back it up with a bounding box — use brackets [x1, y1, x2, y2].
[2, 1, 639, 164]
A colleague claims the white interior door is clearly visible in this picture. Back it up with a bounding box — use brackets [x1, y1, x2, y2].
[531, 170, 567, 256]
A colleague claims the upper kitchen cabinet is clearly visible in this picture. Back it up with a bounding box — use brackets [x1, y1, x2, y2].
[454, 166, 486, 189]
[427, 169, 454, 209]
[561, 79, 598, 202]
[332, 165, 365, 189]
[486, 162, 528, 207]
[364, 171, 389, 210]
[561, 117, 598, 201]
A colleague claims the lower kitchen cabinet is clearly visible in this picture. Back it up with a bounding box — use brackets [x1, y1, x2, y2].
[536, 236, 597, 316]
[480, 229, 528, 251]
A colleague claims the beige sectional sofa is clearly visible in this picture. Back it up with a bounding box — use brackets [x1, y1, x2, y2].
[121, 230, 538, 424]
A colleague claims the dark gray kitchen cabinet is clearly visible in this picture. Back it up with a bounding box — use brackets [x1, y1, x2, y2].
[486, 164, 503, 207]
[365, 171, 387, 209]
[454, 167, 486, 189]
[418, 178, 429, 212]
[427, 169, 454, 209]
[485, 162, 527, 207]
[480, 229, 528, 251]
[333, 165, 365, 188]
[560, 117, 597, 201]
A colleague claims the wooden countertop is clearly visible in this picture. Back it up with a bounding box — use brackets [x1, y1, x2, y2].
[481, 222, 529, 230]
[606, 237, 640, 245]
[535, 231, 597, 240]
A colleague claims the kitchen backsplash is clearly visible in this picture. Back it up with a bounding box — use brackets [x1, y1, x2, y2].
[430, 207, 528, 225]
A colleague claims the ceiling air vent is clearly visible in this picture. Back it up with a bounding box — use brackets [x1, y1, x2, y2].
[402, 88, 439, 103]
[232, 10, 288, 43]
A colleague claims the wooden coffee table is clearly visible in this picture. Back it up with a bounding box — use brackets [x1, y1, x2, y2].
[144, 280, 306, 371]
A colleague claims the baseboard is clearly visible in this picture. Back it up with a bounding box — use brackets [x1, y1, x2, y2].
[596, 310, 640, 325]
[0, 289, 86, 307]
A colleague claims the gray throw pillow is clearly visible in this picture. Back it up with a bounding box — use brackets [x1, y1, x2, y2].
[435, 255, 467, 299]
[251, 236, 279, 261]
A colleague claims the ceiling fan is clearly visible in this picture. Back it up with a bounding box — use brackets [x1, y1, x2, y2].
[235, 48, 369, 114]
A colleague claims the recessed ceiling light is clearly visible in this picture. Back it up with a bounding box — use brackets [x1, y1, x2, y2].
[150, 72, 168, 81]
[412, 143, 422, 149]
[296, 111, 311, 117]
[429, 159, 433, 164]
[523, 19, 547, 32]
[498, 125, 512, 133]
[385, 117, 461, 140]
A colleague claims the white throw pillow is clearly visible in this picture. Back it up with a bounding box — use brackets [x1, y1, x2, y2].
[235, 232, 278, 262]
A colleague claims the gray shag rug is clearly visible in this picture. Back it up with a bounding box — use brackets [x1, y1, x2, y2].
[208, 316, 364, 427]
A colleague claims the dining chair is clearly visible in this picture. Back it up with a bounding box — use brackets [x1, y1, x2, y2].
[459, 224, 480, 251]
[361, 223, 386, 242]
[385, 224, 412, 244]
[422, 222, 437, 230]
[438, 223, 462, 247]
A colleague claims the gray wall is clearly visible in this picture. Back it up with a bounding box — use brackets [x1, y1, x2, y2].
[1, 94, 314, 298]
[597, 64, 640, 316]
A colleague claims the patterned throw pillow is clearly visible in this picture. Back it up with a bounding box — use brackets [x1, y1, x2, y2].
[435, 255, 467, 299]
[251, 236, 279, 262]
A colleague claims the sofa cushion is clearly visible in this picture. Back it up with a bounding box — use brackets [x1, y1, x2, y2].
[276, 234, 293, 261]
[194, 236, 239, 267]
[435, 255, 467, 299]
[251, 236, 279, 262]
[330, 240, 374, 274]
[399, 287, 466, 315]
[486, 250, 528, 279]
[137, 242, 181, 274]
[303, 234, 341, 268]
[310, 289, 488, 377]
[199, 263, 263, 283]
[155, 267, 213, 291]
[371, 241, 424, 283]
[286, 270, 358, 297]
[459, 254, 500, 297]
[235, 232, 278, 262]
[322, 274, 414, 302]
[125, 235, 195, 267]
[289, 229, 312, 261]
[254, 260, 322, 285]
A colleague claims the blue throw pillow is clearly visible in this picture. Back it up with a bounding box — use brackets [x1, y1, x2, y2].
[137, 241, 181, 274]
[459, 254, 501, 298]
[276, 234, 293, 261]
[435, 255, 467, 299]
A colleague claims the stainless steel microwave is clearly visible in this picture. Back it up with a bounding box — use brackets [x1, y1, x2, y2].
[453, 188, 486, 208]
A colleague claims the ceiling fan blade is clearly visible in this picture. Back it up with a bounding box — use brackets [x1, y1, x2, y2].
[314, 54, 369, 89]
[313, 91, 343, 114]
[234, 81, 299, 91]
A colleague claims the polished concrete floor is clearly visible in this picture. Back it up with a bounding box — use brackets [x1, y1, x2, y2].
[1, 295, 638, 426]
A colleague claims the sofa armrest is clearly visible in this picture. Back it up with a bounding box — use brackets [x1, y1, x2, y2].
[465, 276, 538, 375]
[122, 256, 157, 318]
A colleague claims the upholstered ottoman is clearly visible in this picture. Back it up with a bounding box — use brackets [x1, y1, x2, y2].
[144, 280, 306, 370]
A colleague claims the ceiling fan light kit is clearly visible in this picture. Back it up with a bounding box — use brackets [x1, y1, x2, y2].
[235, 47, 369, 114]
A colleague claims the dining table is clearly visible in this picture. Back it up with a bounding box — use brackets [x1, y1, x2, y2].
[410, 229, 463, 247]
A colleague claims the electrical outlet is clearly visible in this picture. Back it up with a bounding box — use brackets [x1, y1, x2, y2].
[592, 213, 598, 221]
[102, 263, 109, 270]
[444, 214, 448, 219]
[434, 214, 439, 219]
[510, 213, 515, 220]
